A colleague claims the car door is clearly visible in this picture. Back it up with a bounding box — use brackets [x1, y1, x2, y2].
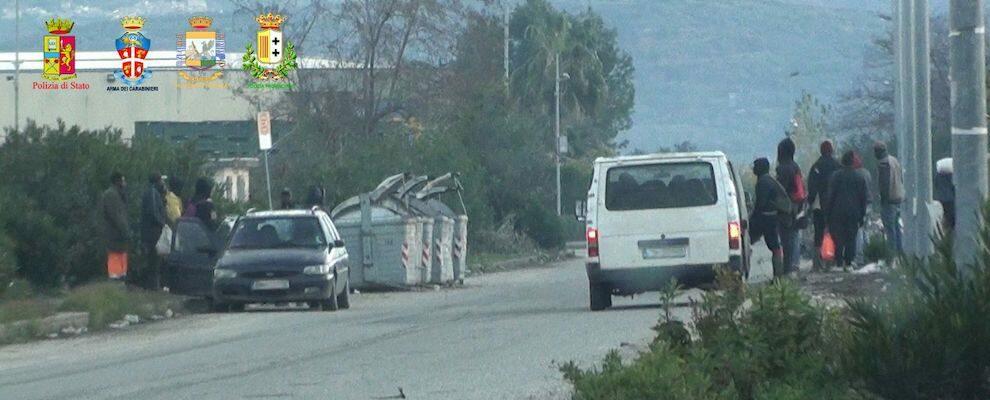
[320, 214, 349, 294]
[163, 217, 220, 297]
[727, 160, 752, 276]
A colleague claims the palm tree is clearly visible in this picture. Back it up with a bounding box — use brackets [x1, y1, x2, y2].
[510, 0, 606, 122]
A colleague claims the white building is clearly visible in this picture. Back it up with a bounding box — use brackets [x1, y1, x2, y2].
[0, 51, 346, 201]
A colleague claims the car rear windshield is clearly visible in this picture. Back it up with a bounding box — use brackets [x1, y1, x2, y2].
[229, 216, 327, 250]
[605, 161, 717, 210]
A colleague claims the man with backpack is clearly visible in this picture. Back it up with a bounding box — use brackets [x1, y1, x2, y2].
[750, 158, 785, 278]
[807, 140, 840, 271]
[775, 137, 806, 276]
[874, 141, 904, 252]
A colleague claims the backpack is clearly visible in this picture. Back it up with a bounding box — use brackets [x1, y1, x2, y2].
[770, 177, 794, 215]
[183, 202, 198, 218]
[791, 173, 807, 203]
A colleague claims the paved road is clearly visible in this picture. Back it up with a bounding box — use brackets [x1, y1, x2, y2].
[0, 258, 716, 400]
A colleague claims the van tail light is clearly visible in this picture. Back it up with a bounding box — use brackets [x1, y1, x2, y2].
[728, 221, 741, 250]
[587, 227, 599, 257]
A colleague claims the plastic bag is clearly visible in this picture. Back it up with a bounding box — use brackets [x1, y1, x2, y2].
[156, 225, 173, 256]
[820, 231, 835, 262]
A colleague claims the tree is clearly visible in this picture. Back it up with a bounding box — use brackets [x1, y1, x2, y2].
[332, 0, 464, 136]
[507, 0, 633, 159]
[833, 14, 954, 160]
[788, 92, 831, 171]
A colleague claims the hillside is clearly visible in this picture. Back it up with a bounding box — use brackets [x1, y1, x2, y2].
[556, 0, 885, 161]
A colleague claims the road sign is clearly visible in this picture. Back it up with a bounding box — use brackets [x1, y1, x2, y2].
[558, 135, 569, 155]
[257, 111, 272, 150]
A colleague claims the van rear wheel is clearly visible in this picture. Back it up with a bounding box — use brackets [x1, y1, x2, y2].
[589, 281, 612, 311]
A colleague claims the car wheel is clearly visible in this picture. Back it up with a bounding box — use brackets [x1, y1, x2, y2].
[211, 300, 229, 313]
[337, 279, 350, 310]
[589, 281, 612, 311]
[321, 279, 339, 311]
[229, 303, 245, 312]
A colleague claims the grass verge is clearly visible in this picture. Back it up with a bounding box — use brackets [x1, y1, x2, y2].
[58, 282, 180, 330]
[1, 281, 183, 344]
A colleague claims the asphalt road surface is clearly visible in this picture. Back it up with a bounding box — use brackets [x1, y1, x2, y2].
[0, 254, 771, 400]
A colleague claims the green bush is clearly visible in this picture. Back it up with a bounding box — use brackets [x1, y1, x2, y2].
[0, 299, 55, 324]
[842, 211, 990, 399]
[517, 199, 566, 249]
[863, 234, 892, 264]
[561, 348, 722, 400]
[58, 282, 175, 330]
[565, 280, 855, 400]
[0, 230, 16, 296]
[1, 279, 35, 301]
[0, 121, 204, 288]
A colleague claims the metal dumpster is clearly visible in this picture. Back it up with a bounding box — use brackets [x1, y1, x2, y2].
[331, 172, 468, 289]
[419, 217, 434, 284]
[430, 216, 455, 284]
[452, 215, 469, 283]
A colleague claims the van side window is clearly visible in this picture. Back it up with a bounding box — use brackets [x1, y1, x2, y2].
[605, 162, 718, 211]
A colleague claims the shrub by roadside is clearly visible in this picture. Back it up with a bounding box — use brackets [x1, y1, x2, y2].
[562, 277, 857, 400]
[842, 229, 990, 399]
[0, 281, 183, 344]
[562, 200, 990, 400]
[59, 282, 180, 330]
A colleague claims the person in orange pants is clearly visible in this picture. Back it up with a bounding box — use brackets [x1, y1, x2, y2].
[100, 172, 131, 280]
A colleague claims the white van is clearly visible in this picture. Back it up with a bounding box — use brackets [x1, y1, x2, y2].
[578, 151, 751, 310]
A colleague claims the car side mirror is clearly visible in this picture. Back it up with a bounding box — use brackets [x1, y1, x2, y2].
[333, 239, 345, 248]
[574, 200, 587, 222]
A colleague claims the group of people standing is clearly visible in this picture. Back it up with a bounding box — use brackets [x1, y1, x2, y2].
[99, 171, 219, 289]
[749, 137, 906, 278]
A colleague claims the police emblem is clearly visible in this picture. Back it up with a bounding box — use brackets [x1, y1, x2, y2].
[114, 16, 152, 86]
[176, 16, 225, 82]
[242, 13, 297, 82]
[42, 17, 76, 81]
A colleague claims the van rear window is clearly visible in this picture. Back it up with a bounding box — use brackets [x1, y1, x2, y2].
[605, 162, 717, 210]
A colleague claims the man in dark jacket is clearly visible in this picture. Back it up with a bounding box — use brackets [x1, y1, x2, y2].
[807, 140, 840, 270]
[775, 137, 805, 275]
[826, 151, 869, 267]
[101, 172, 130, 281]
[874, 142, 904, 253]
[750, 158, 784, 277]
[141, 173, 168, 289]
[186, 178, 220, 232]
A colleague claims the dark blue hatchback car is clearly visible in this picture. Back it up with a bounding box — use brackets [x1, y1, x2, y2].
[163, 209, 351, 312]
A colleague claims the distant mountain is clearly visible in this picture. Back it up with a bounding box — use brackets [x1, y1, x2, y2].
[555, 0, 886, 162]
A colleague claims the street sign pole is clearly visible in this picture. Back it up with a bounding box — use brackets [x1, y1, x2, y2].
[257, 111, 273, 210]
[263, 150, 273, 210]
[555, 52, 562, 216]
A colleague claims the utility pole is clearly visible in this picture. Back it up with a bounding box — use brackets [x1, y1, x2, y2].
[912, 0, 934, 257]
[893, 0, 934, 258]
[896, 0, 918, 255]
[893, 0, 906, 218]
[554, 52, 562, 216]
[949, 0, 988, 267]
[14, 0, 19, 133]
